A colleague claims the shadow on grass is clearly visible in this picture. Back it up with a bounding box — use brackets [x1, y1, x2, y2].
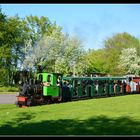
[0, 112, 140, 135]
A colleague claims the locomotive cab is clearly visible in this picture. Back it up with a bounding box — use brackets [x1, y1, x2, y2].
[36, 73, 62, 98]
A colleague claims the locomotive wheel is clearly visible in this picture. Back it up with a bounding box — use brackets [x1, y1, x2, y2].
[27, 96, 37, 106]
[15, 101, 23, 107]
[43, 96, 53, 104]
[19, 104, 22, 107]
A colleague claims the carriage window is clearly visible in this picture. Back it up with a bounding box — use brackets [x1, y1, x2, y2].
[74, 80, 78, 87]
[39, 74, 43, 82]
[47, 75, 51, 82]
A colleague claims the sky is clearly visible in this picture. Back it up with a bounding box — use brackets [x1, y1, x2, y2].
[1, 4, 140, 50]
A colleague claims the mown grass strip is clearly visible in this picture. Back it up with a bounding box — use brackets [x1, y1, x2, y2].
[0, 86, 18, 93]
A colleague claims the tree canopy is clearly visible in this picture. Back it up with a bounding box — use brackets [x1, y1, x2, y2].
[1, 7, 140, 85]
[84, 32, 140, 76]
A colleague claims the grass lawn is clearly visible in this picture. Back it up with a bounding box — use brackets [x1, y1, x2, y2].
[0, 94, 140, 136]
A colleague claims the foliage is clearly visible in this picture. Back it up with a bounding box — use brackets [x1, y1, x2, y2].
[22, 27, 64, 71]
[103, 32, 140, 75]
[84, 49, 110, 74]
[22, 15, 61, 57]
[23, 28, 85, 75]
[1, 5, 140, 85]
[0, 9, 63, 85]
[118, 48, 140, 75]
[84, 32, 140, 76]
[0, 9, 29, 85]
[55, 35, 85, 75]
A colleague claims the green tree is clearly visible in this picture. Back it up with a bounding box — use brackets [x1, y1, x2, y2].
[84, 49, 110, 74]
[0, 8, 8, 84]
[83, 32, 140, 76]
[103, 32, 140, 75]
[23, 15, 61, 54]
[0, 9, 28, 85]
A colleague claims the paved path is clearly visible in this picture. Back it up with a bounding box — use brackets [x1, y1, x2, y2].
[0, 93, 18, 104]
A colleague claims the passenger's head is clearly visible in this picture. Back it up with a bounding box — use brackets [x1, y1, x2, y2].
[58, 75, 61, 80]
